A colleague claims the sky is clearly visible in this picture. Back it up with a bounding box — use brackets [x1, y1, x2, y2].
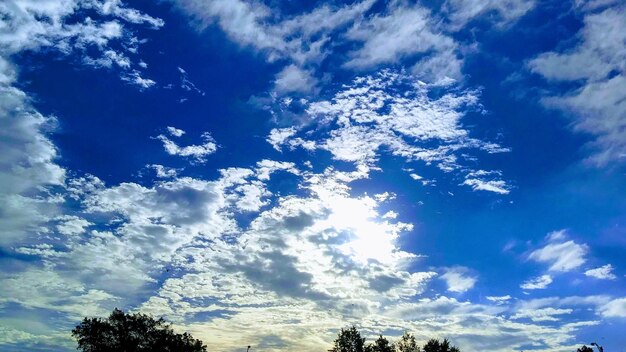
[0, 0, 625, 351]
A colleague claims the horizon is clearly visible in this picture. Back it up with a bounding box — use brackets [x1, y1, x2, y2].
[0, 0, 625, 351]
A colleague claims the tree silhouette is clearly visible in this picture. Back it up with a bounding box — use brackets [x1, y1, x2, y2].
[422, 338, 460, 352]
[395, 332, 421, 352]
[366, 335, 394, 352]
[577, 346, 594, 352]
[72, 308, 206, 352]
[331, 326, 366, 352]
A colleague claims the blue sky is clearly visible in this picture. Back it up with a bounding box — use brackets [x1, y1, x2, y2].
[1, 0, 625, 351]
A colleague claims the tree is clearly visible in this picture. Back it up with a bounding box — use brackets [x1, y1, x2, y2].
[577, 346, 594, 352]
[331, 326, 366, 352]
[366, 335, 394, 352]
[72, 308, 207, 352]
[395, 332, 420, 352]
[422, 338, 460, 352]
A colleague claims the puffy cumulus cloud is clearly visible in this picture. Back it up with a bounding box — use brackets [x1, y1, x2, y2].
[529, 3, 626, 165]
[133, 167, 444, 348]
[0, 0, 163, 246]
[0, 82, 65, 246]
[130, 170, 604, 352]
[528, 231, 589, 272]
[584, 264, 617, 280]
[441, 267, 477, 293]
[1, 157, 616, 352]
[267, 127, 297, 152]
[268, 70, 509, 192]
[55, 215, 92, 236]
[0, 0, 162, 87]
[520, 275, 553, 290]
[80, 176, 233, 259]
[0, 160, 305, 345]
[156, 131, 218, 163]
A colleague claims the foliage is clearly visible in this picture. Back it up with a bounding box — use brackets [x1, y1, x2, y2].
[331, 326, 366, 352]
[72, 308, 207, 352]
[366, 335, 394, 352]
[422, 338, 460, 352]
[395, 332, 421, 352]
[577, 346, 594, 352]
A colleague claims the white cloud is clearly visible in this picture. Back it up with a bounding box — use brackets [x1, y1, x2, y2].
[171, 0, 467, 89]
[486, 295, 512, 304]
[511, 307, 573, 322]
[157, 132, 218, 163]
[267, 127, 297, 152]
[167, 126, 186, 137]
[342, 3, 466, 84]
[269, 70, 508, 184]
[585, 264, 617, 280]
[0, 0, 162, 87]
[147, 164, 180, 178]
[0, 268, 117, 319]
[529, 4, 626, 165]
[441, 267, 477, 293]
[462, 170, 511, 194]
[273, 64, 318, 94]
[528, 232, 588, 272]
[55, 215, 92, 236]
[598, 298, 626, 318]
[0, 66, 65, 246]
[170, 0, 374, 65]
[444, 0, 536, 29]
[520, 275, 553, 290]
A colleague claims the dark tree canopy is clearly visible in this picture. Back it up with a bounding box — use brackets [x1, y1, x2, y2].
[331, 326, 366, 352]
[578, 346, 594, 352]
[422, 338, 460, 352]
[365, 335, 394, 352]
[395, 332, 421, 352]
[72, 308, 206, 352]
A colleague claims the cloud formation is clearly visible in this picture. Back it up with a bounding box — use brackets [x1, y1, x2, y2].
[156, 129, 218, 163]
[528, 231, 588, 272]
[529, 3, 626, 165]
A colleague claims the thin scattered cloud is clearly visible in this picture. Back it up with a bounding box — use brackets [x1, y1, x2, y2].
[441, 267, 477, 293]
[585, 264, 617, 280]
[529, 3, 626, 165]
[520, 275, 553, 290]
[528, 231, 588, 272]
[156, 131, 218, 163]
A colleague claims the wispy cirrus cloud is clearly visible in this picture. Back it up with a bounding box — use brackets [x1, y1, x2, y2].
[529, 2, 626, 165]
[520, 275, 553, 290]
[528, 231, 588, 272]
